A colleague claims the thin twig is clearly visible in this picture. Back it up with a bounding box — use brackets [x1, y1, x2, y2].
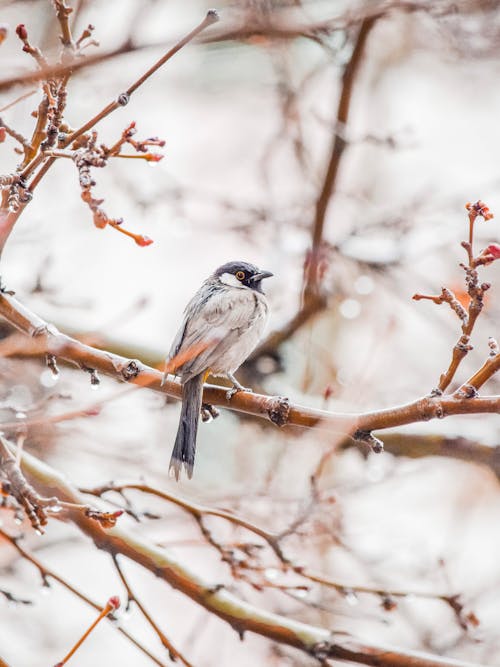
[21, 9, 219, 182]
[0, 529, 169, 667]
[17, 449, 482, 667]
[0, 435, 48, 531]
[0, 11, 220, 255]
[414, 202, 494, 393]
[83, 481, 465, 619]
[0, 89, 37, 113]
[303, 15, 378, 301]
[56, 597, 120, 666]
[113, 556, 193, 667]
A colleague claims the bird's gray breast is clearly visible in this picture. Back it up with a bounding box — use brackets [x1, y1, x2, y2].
[168, 281, 268, 381]
[210, 288, 268, 375]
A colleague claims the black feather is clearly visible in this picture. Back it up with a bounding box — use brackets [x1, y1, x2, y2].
[212, 260, 260, 278]
[169, 373, 204, 480]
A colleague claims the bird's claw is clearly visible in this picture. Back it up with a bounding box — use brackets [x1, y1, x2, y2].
[226, 385, 253, 401]
[201, 403, 220, 422]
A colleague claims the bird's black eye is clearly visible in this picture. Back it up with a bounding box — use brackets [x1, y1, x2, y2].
[235, 270, 245, 281]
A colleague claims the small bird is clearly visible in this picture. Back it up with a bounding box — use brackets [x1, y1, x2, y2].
[164, 261, 273, 480]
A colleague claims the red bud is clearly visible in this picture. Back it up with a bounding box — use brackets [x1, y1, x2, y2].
[466, 200, 494, 221]
[485, 244, 500, 259]
[15, 23, 27, 40]
[144, 153, 163, 162]
[135, 235, 153, 247]
[0, 128, 6, 143]
[107, 596, 120, 610]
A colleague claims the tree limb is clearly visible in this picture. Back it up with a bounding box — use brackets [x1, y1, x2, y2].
[1, 291, 500, 449]
[17, 447, 482, 667]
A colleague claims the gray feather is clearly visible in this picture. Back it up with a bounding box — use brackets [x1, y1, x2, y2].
[166, 265, 270, 481]
[169, 373, 204, 480]
[167, 282, 268, 382]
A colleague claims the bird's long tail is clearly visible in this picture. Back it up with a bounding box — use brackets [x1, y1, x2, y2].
[169, 373, 204, 480]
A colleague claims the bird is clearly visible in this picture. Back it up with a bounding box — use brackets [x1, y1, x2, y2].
[163, 260, 273, 480]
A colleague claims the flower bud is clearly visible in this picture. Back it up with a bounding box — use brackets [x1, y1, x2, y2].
[484, 244, 500, 259]
[107, 596, 120, 611]
[144, 153, 163, 162]
[466, 200, 494, 221]
[15, 23, 27, 40]
[135, 235, 153, 247]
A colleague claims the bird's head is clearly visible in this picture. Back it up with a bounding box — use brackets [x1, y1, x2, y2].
[213, 261, 273, 293]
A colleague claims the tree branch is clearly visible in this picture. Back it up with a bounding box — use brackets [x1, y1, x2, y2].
[1, 291, 500, 450]
[113, 555, 193, 667]
[303, 15, 377, 301]
[81, 480, 471, 628]
[0, 528, 168, 667]
[414, 202, 495, 394]
[0, 10, 219, 256]
[253, 12, 378, 360]
[18, 448, 482, 667]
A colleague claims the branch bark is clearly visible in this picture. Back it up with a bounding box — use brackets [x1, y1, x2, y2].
[18, 448, 481, 667]
[254, 13, 378, 360]
[303, 15, 377, 301]
[1, 291, 500, 445]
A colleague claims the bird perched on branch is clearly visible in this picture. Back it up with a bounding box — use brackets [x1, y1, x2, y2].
[163, 261, 273, 480]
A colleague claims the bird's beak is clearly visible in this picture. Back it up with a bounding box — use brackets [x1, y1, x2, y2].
[251, 270, 273, 282]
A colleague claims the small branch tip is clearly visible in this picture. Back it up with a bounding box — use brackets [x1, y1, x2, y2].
[353, 430, 384, 453]
[206, 9, 220, 23]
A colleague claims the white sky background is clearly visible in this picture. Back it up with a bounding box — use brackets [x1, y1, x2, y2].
[1, 1, 500, 665]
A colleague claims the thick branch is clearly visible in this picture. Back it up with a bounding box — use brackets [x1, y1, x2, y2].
[19, 448, 481, 667]
[247, 11, 384, 358]
[201, 1, 448, 47]
[1, 292, 500, 442]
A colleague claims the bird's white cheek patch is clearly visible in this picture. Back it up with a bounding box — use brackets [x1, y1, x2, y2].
[219, 272, 246, 288]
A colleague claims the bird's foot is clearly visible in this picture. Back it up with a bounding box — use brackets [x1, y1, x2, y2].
[201, 403, 220, 422]
[225, 383, 253, 401]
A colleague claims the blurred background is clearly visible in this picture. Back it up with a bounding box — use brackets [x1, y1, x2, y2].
[1, 0, 500, 665]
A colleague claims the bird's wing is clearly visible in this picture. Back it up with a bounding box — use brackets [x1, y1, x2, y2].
[165, 284, 253, 379]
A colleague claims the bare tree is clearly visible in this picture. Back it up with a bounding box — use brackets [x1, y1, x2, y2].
[0, 1, 500, 666]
